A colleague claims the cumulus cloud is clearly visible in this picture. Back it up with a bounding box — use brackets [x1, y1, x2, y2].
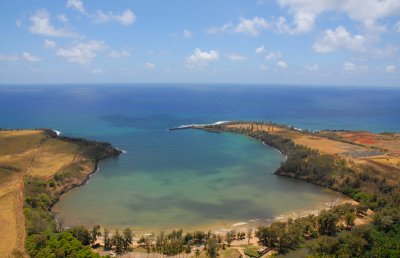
[67, 0, 85, 14]
[342, 61, 367, 73]
[235, 17, 269, 36]
[255, 45, 266, 55]
[277, 60, 288, 68]
[313, 26, 366, 53]
[183, 29, 193, 38]
[227, 53, 247, 61]
[265, 51, 282, 60]
[277, 0, 400, 33]
[396, 21, 400, 33]
[206, 16, 268, 36]
[16, 19, 23, 28]
[343, 62, 357, 72]
[305, 64, 320, 71]
[93, 9, 136, 26]
[57, 14, 68, 23]
[22, 52, 42, 62]
[259, 64, 269, 71]
[108, 50, 131, 58]
[144, 62, 155, 69]
[386, 65, 396, 72]
[29, 9, 78, 37]
[56, 40, 106, 64]
[186, 48, 219, 64]
[274, 12, 316, 34]
[91, 68, 103, 74]
[0, 52, 42, 62]
[206, 23, 233, 34]
[255, 45, 282, 60]
[44, 39, 57, 49]
[0, 54, 20, 61]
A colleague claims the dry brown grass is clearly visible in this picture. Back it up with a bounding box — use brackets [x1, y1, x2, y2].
[227, 123, 400, 173]
[0, 130, 88, 257]
[227, 123, 366, 155]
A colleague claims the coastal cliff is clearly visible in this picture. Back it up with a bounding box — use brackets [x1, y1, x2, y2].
[0, 129, 121, 257]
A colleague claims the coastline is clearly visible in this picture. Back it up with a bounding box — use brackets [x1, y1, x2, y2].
[49, 160, 99, 212]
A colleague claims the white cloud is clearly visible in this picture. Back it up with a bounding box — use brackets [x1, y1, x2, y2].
[0, 52, 42, 62]
[255, 45, 282, 60]
[265, 51, 282, 60]
[259, 64, 269, 71]
[16, 19, 23, 28]
[186, 48, 219, 64]
[91, 68, 103, 74]
[108, 50, 131, 58]
[67, 0, 85, 14]
[44, 39, 57, 49]
[144, 62, 155, 69]
[313, 26, 365, 53]
[183, 29, 193, 39]
[343, 62, 357, 72]
[93, 9, 136, 26]
[235, 17, 269, 36]
[305, 64, 320, 71]
[386, 65, 396, 72]
[57, 14, 68, 23]
[206, 17, 268, 36]
[255, 45, 266, 55]
[277, 60, 288, 68]
[0, 54, 20, 61]
[206, 23, 233, 34]
[277, 0, 400, 33]
[56, 40, 106, 64]
[25, 53, 42, 62]
[274, 13, 315, 34]
[227, 53, 247, 61]
[396, 21, 400, 33]
[342, 61, 367, 73]
[29, 9, 78, 37]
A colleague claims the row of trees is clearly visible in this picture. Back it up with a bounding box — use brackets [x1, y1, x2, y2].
[208, 123, 400, 256]
[256, 203, 358, 254]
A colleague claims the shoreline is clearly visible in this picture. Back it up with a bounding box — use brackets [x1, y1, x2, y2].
[55, 123, 355, 236]
[49, 161, 99, 212]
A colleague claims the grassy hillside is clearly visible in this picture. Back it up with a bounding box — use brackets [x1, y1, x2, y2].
[0, 129, 120, 257]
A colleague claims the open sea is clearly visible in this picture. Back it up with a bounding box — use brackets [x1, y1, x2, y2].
[1, 84, 399, 232]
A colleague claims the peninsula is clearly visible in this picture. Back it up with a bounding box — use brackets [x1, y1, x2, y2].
[0, 129, 121, 257]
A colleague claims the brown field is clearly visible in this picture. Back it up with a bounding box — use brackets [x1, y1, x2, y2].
[226, 123, 400, 172]
[0, 130, 91, 257]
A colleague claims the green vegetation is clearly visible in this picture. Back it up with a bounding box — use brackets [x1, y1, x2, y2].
[23, 133, 121, 258]
[206, 124, 400, 257]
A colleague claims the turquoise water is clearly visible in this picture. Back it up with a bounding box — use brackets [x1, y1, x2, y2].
[0, 84, 399, 232]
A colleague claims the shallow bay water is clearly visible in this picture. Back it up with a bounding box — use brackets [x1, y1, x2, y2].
[1, 84, 399, 232]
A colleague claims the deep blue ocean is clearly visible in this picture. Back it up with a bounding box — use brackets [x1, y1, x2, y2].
[1, 84, 399, 231]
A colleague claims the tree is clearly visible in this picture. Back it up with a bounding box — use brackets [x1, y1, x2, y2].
[318, 210, 339, 235]
[344, 212, 355, 229]
[103, 228, 112, 250]
[206, 237, 219, 258]
[225, 231, 234, 246]
[356, 203, 368, 216]
[122, 228, 133, 251]
[90, 225, 101, 245]
[69, 226, 91, 245]
[247, 228, 253, 244]
[112, 229, 124, 254]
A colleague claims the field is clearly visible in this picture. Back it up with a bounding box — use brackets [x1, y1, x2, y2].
[226, 123, 400, 173]
[0, 130, 93, 257]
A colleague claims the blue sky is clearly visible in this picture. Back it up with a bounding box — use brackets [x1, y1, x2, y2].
[0, 0, 399, 86]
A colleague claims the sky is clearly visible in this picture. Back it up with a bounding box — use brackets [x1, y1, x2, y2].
[0, 0, 399, 86]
